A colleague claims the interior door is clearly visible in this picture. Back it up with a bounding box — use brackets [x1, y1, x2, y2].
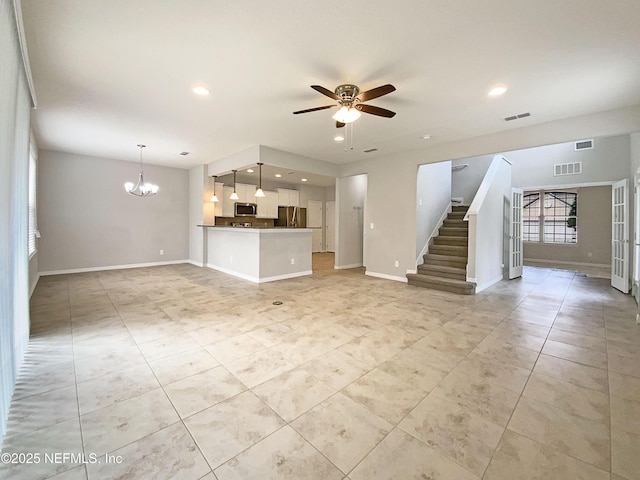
[612, 178, 629, 293]
[307, 200, 323, 252]
[326, 201, 335, 252]
[509, 188, 524, 279]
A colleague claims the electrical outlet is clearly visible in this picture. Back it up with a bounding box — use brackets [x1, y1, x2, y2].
[291, 258, 295, 265]
[394, 260, 399, 267]
[160, 249, 164, 255]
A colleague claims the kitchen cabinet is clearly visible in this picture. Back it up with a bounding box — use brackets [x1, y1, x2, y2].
[277, 188, 299, 207]
[222, 186, 235, 217]
[236, 183, 257, 204]
[213, 182, 224, 217]
[256, 190, 279, 218]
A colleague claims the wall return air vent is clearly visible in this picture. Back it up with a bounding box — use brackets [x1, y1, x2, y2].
[554, 162, 582, 177]
[574, 139, 594, 151]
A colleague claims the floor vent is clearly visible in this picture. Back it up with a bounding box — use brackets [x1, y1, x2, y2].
[504, 112, 531, 121]
[574, 139, 594, 151]
[554, 162, 582, 176]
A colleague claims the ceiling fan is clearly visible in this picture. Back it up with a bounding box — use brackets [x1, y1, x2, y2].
[293, 84, 396, 127]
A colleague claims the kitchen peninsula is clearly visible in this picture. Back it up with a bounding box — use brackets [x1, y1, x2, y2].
[197, 225, 313, 283]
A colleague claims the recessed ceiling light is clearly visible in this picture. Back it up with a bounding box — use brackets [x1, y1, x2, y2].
[301, 178, 308, 182]
[488, 85, 508, 96]
[192, 86, 210, 96]
[421, 135, 431, 140]
[334, 135, 344, 142]
[246, 169, 254, 173]
[275, 174, 282, 178]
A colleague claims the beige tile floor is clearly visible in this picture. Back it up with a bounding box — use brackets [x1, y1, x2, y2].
[1, 254, 640, 479]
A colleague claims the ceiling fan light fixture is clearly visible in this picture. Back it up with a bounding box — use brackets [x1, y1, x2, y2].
[332, 106, 361, 124]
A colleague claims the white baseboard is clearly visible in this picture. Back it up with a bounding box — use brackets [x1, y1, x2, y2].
[365, 271, 408, 283]
[334, 263, 363, 270]
[406, 269, 417, 275]
[29, 273, 40, 298]
[524, 258, 609, 268]
[475, 274, 504, 293]
[39, 260, 189, 276]
[205, 263, 312, 283]
[186, 259, 204, 267]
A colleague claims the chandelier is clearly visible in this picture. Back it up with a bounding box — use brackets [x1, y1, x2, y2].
[124, 144, 158, 197]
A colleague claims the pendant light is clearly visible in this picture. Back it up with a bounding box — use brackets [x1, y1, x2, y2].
[254, 162, 265, 197]
[229, 170, 239, 200]
[210, 175, 219, 202]
[124, 144, 158, 197]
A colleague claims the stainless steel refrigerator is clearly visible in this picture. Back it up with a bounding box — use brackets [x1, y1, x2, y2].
[276, 206, 307, 228]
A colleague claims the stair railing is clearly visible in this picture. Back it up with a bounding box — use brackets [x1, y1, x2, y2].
[464, 155, 512, 292]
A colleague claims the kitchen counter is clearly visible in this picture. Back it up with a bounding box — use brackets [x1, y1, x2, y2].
[196, 225, 312, 283]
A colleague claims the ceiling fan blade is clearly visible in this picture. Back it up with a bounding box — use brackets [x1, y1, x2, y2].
[357, 84, 396, 102]
[311, 85, 340, 100]
[293, 105, 335, 115]
[356, 104, 396, 118]
[336, 121, 345, 128]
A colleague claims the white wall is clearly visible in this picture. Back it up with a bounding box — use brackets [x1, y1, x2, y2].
[0, 0, 33, 441]
[466, 157, 512, 291]
[336, 174, 367, 269]
[415, 161, 452, 261]
[189, 165, 205, 265]
[453, 135, 631, 198]
[38, 150, 189, 273]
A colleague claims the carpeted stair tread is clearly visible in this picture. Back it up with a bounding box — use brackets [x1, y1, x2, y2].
[417, 264, 466, 280]
[407, 274, 476, 295]
[423, 253, 467, 267]
[433, 235, 468, 246]
[429, 244, 468, 257]
[439, 227, 469, 236]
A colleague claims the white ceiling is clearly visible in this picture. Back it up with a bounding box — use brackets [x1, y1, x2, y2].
[20, 0, 640, 172]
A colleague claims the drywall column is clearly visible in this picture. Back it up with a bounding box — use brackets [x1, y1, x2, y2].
[415, 161, 452, 263]
[189, 165, 206, 265]
[335, 174, 367, 269]
[465, 156, 512, 292]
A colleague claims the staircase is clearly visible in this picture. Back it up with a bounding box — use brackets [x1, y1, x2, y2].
[407, 206, 476, 295]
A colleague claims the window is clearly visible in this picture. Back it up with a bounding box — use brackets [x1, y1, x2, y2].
[523, 190, 577, 244]
[523, 192, 541, 242]
[28, 148, 37, 256]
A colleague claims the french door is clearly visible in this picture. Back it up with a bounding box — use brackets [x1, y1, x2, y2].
[509, 188, 524, 279]
[612, 179, 629, 293]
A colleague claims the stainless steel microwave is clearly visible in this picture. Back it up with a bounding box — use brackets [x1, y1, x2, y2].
[235, 203, 257, 217]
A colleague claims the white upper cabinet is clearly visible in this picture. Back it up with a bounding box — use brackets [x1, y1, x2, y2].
[234, 183, 256, 204]
[213, 182, 224, 216]
[222, 186, 235, 217]
[277, 188, 299, 207]
[256, 191, 279, 218]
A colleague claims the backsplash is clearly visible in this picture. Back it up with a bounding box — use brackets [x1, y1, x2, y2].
[214, 217, 275, 227]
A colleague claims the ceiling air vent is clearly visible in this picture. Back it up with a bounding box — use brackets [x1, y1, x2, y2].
[504, 112, 531, 122]
[363, 148, 378, 153]
[554, 162, 582, 176]
[574, 139, 594, 151]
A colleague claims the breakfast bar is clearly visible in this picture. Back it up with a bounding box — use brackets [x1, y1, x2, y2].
[197, 226, 313, 283]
